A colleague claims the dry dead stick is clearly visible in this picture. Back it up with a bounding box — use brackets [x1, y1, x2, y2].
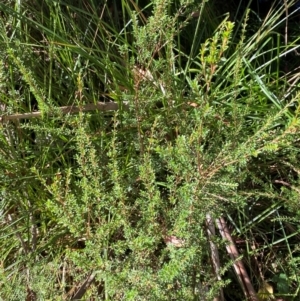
[70, 272, 96, 300]
[216, 217, 258, 301]
[0, 101, 129, 122]
[206, 214, 224, 301]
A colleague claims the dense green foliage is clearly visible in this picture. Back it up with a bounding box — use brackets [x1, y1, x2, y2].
[1, 0, 300, 300]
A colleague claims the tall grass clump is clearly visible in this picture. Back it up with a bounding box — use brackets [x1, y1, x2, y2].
[0, 0, 300, 300]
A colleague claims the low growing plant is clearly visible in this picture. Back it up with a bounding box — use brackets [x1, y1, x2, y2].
[0, 0, 300, 300]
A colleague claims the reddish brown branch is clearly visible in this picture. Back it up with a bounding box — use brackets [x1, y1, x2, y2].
[206, 214, 224, 301]
[216, 217, 258, 301]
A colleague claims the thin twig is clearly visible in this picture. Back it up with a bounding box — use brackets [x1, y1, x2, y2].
[0, 101, 129, 122]
[274, 179, 300, 194]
